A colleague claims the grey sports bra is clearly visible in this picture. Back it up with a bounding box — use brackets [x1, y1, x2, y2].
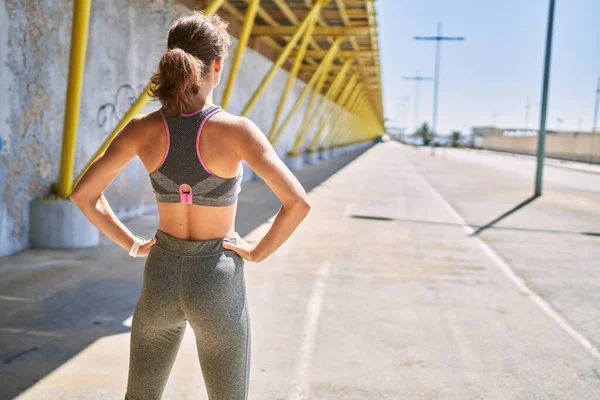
[149, 105, 243, 206]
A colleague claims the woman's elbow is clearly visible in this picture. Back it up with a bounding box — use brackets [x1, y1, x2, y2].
[69, 190, 94, 211]
[293, 196, 311, 215]
[69, 190, 83, 207]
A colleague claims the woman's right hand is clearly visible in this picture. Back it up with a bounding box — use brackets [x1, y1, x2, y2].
[137, 236, 158, 257]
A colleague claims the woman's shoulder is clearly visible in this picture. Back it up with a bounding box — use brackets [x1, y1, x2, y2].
[116, 111, 164, 151]
[210, 111, 263, 142]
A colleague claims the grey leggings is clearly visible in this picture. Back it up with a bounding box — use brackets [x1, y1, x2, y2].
[125, 229, 250, 400]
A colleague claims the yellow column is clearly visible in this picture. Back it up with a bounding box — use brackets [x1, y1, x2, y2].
[56, 0, 92, 198]
[267, 12, 319, 138]
[329, 88, 365, 147]
[335, 99, 367, 146]
[220, 0, 261, 109]
[321, 80, 361, 148]
[269, 39, 342, 145]
[307, 61, 354, 152]
[241, 0, 327, 116]
[71, 0, 225, 191]
[289, 36, 344, 155]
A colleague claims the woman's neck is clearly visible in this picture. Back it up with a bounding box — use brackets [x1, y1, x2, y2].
[184, 87, 215, 114]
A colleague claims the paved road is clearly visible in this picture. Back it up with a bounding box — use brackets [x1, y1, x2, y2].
[2, 142, 600, 399]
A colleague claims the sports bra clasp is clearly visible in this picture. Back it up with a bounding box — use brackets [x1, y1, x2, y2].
[179, 184, 193, 204]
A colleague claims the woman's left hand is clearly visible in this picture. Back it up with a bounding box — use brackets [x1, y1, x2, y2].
[221, 233, 259, 262]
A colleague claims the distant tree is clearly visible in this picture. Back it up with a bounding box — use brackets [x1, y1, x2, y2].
[451, 130, 462, 147]
[413, 122, 432, 146]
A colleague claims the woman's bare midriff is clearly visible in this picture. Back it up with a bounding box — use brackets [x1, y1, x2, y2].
[139, 110, 241, 241]
[156, 201, 237, 240]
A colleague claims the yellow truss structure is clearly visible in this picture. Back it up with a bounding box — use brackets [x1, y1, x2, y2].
[57, 0, 383, 198]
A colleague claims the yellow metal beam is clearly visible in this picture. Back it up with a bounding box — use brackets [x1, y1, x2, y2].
[270, 0, 324, 56]
[267, 10, 320, 139]
[272, 0, 299, 23]
[221, 1, 282, 52]
[308, 64, 356, 151]
[72, 0, 225, 192]
[334, 97, 367, 146]
[290, 50, 373, 58]
[252, 26, 370, 36]
[323, 83, 364, 148]
[300, 64, 379, 72]
[269, 38, 342, 145]
[300, 58, 353, 153]
[241, 0, 327, 116]
[56, 0, 92, 198]
[221, 0, 261, 109]
[320, 79, 361, 149]
[289, 37, 343, 155]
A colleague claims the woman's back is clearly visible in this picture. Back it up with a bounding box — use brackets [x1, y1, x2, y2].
[136, 105, 243, 240]
[70, 10, 311, 263]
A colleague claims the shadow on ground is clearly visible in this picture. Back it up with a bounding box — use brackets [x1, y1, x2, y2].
[0, 146, 370, 400]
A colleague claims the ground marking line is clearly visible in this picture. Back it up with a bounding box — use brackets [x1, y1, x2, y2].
[404, 153, 600, 362]
[289, 260, 332, 400]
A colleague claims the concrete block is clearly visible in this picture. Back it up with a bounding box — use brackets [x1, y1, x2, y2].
[29, 198, 99, 249]
[305, 151, 320, 165]
[285, 154, 304, 172]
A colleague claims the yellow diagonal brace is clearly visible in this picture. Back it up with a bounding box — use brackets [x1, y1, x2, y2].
[289, 37, 344, 155]
[307, 61, 355, 151]
[291, 50, 373, 58]
[269, 38, 342, 145]
[290, 51, 354, 155]
[267, 9, 320, 139]
[320, 80, 361, 149]
[326, 87, 365, 148]
[56, 0, 92, 198]
[252, 26, 371, 36]
[335, 98, 367, 146]
[221, 0, 261, 109]
[71, 0, 224, 193]
[298, 58, 352, 153]
[241, 0, 327, 116]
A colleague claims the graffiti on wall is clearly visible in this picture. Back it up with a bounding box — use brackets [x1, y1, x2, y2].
[96, 84, 146, 133]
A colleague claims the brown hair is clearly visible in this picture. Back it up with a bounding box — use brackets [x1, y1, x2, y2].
[150, 12, 231, 116]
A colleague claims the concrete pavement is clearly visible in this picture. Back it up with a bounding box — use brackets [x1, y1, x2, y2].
[2, 142, 600, 399]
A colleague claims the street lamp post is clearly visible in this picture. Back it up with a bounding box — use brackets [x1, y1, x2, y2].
[403, 70, 433, 132]
[414, 22, 465, 136]
[534, 0, 556, 196]
[593, 75, 599, 132]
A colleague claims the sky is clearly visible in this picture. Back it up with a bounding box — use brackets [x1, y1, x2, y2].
[376, 0, 600, 136]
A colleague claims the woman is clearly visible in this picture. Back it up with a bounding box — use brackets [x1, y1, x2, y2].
[70, 11, 311, 400]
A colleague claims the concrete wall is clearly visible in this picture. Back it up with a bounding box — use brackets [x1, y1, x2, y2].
[0, 0, 358, 256]
[479, 133, 600, 164]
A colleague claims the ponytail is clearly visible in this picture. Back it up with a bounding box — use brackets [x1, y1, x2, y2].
[149, 48, 206, 116]
[150, 12, 231, 116]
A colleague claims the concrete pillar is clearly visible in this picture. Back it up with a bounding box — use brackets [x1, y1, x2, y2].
[285, 153, 304, 172]
[319, 148, 330, 160]
[304, 151, 320, 165]
[29, 199, 99, 249]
